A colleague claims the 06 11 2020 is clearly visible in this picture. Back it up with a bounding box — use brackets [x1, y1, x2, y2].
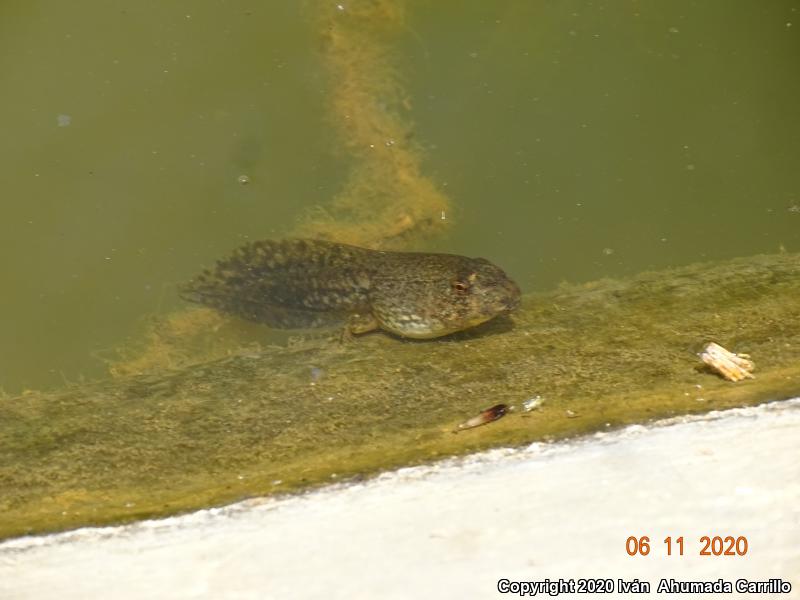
[625, 535, 748, 556]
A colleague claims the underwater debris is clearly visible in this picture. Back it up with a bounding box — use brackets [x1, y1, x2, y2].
[456, 404, 509, 431]
[699, 342, 755, 382]
[522, 395, 544, 412]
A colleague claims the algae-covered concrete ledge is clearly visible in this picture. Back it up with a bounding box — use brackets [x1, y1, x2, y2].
[2, 252, 799, 540]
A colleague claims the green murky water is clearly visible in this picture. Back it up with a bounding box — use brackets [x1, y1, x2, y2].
[1, 1, 338, 391]
[410, 1, 800, 276]
[1, 0, 799, 392]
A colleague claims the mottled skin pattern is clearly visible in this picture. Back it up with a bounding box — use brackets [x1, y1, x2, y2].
[181, 239, 521, 339]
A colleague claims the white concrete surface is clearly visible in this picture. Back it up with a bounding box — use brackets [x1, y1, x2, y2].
[2, 399, 799, 600]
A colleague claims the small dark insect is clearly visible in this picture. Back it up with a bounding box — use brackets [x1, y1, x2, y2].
[456, 403, 509, 431]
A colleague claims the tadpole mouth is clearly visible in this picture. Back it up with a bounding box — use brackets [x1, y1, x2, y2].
[502, 281, 522, 312]
[486, 293, 519, 317]
[504, 295, 521, 312]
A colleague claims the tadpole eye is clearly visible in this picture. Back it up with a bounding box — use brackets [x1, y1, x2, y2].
[451, 280, 469, 293]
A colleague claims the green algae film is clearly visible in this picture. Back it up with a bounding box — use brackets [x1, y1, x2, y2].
[2, 253, 800, 540]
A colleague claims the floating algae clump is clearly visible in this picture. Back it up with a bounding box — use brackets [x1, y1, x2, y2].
[2, 253, 800, 539]
[295, 0, 451, 248]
